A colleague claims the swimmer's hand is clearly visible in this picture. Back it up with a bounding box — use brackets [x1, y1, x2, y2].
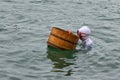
[66, 30, 72, 34]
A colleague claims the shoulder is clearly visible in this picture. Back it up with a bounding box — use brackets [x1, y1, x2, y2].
[86, 38, 94, 47]
[84, 38, 94, 51]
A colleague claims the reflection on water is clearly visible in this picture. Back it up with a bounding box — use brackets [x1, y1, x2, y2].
[47, 46, 76, 76]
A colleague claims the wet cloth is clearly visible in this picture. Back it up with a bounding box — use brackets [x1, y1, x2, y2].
[77, 26, 94, 51]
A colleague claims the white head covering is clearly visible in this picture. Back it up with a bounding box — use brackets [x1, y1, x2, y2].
[78, 26, 91, 35]
[78, 26, 91, 40]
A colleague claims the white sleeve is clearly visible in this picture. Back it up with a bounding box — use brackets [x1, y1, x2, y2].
[85, 40, 94, 51]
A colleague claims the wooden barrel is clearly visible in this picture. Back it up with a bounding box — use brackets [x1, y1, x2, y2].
[47, 27, 79, 50]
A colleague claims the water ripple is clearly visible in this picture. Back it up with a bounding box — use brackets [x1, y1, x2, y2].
[9, 76, 21, 80]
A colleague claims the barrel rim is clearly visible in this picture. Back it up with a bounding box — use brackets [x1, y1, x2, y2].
[52, 27, 79, 38]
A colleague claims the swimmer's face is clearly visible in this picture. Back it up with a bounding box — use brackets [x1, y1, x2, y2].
[77, 30, 83, 40]
[77, 30, 89, 40]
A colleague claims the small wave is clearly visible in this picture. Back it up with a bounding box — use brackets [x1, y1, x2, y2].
[29, 0, 56, 4]
[99, 18, 120, 21]
[2, 0, 17, 3]
[0, 28, 7, 32]
[9, 76, 21, 80]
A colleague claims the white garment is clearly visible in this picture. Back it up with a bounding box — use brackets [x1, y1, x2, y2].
[78, 38, 94, 51]
[77, 26, 94, 51]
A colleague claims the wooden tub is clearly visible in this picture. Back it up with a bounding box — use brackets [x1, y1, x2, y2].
[47, 27, 79, 50]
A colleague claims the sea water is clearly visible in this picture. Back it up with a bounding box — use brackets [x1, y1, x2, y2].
[0, 0, 120, 80]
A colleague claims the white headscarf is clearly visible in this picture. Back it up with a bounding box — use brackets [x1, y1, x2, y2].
[78, 26, 91, 40]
